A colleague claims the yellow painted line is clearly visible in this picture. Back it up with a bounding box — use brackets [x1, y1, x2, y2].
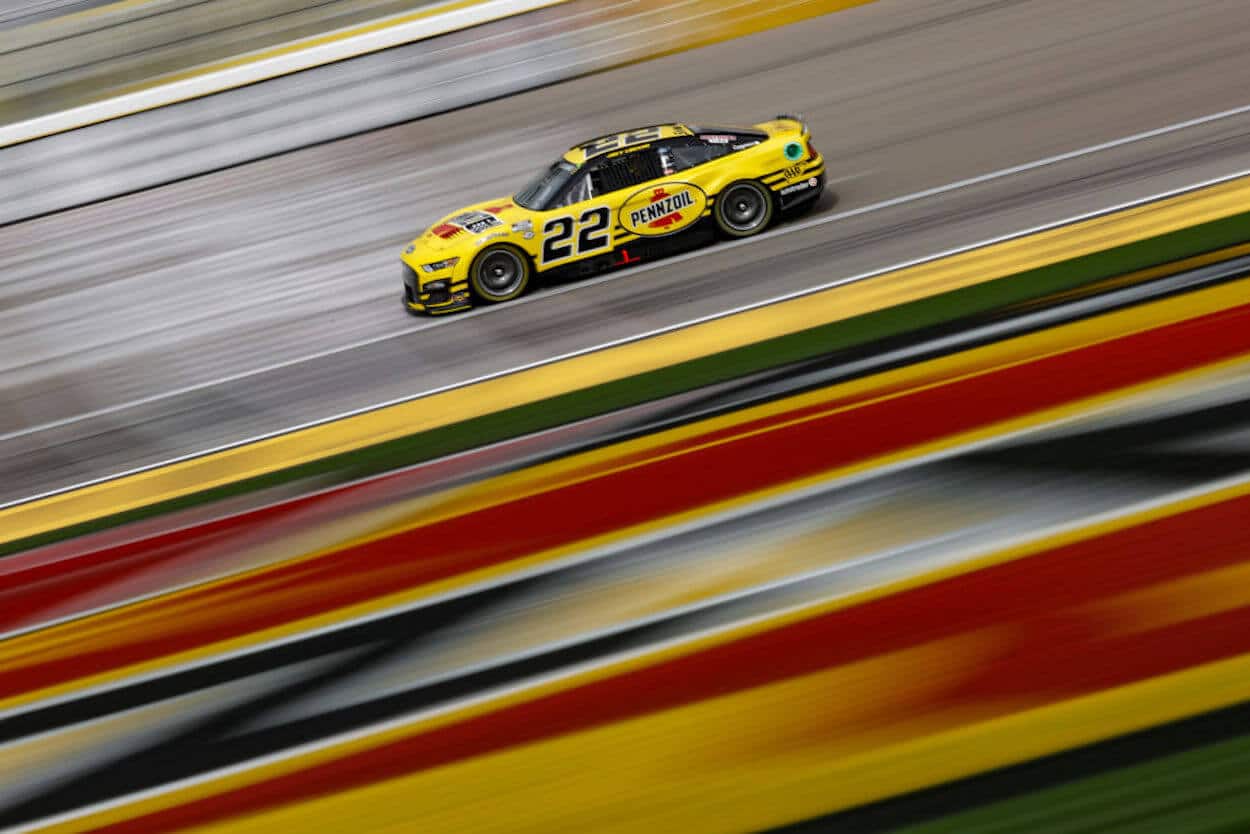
[9, 0, 166, 32]
[174, 651, 1250, 834]
[27, 474, 1250, 834]
[611, 0, 876, 72]
[1, 266, 1245, 704]
[327, 274, 1250, 555]
[2, 177, 1248, 551]
[4, 276, 1245, 717]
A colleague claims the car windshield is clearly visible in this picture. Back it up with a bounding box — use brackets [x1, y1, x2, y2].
[514, 159, 577, 210]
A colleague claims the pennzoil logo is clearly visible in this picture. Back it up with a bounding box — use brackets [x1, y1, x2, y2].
[620, 183, 708, 237]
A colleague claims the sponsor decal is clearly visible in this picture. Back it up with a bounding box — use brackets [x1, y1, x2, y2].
[450, 211, 502, 234]
[540, 206, 611, 265]
[699, 134, 736, 144]
[619, 183, 708, 237]
[608, 143, 651, 158]
[452, 291, 469, 302]
[404, 244, 415, 254]
[578, 125, 664, 156]
[781, 163, 805, 180]
[630, 189, 694, 227]
[614, 247, 642, 266]
[483, 202, 513, 214]
[780, 177, 820, 196]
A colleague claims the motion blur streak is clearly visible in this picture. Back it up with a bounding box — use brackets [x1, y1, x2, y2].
[0, 0, 872, 217]
[13, 476, 1250, 834]
[6, 0, 1250, 509]
[0, 0, 511, 127]
[5, 170, 1250, 548]
[3, 276, 1246, 707]
[3, 265, 1250, 830]
[6, 2, 1250, 832]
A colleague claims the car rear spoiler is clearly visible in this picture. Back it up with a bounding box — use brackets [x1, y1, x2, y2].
[773, 112, 808, 133]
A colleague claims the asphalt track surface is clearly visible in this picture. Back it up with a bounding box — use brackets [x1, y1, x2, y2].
[4, 0, 1250, 504]
[0, 0, 441, 117]
[0, 1, 112, 30]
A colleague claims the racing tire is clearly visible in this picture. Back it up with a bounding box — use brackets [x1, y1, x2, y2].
[469, 244, 531, 304]
[714, 179, 775, 239]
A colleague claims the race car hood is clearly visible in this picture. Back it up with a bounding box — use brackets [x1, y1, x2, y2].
[412, 197, 530, 252]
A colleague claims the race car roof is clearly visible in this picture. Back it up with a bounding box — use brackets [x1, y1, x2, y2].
[562, 123, 694, 165]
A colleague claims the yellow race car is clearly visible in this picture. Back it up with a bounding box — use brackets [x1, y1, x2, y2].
[401, 115, 826, 315]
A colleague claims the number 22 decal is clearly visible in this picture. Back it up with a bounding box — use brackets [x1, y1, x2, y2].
[541, 207, 611, 265]
[577, 126, 663, 156]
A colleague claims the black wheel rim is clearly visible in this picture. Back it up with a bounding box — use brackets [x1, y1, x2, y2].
[477, 249, 524, 297]
[721, 184, 767, 232]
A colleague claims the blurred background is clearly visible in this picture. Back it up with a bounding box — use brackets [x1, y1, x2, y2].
[3, 1, 1250, 832]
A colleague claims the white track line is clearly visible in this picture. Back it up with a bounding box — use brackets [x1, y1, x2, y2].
[7, 103, 1250, 448]
[2, 164, 1245, 512]
[3, 106, 1250, 509]
[0, 0, 575, 149]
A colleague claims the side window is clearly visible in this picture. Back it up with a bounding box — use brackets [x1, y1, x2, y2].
[552, 171, 595, 208]
[590, 149, 665, 195]
[657, 139, 725, 175]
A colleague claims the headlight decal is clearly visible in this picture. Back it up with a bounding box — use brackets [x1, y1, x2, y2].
[420, 257, 460, 274]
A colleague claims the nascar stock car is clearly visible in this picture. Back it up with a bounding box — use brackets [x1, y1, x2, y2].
[401, 115, 827, 314]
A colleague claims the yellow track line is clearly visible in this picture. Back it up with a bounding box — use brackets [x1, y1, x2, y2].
[2, 176, 1248, 550]
[186, 654, 1250, 834]
[101, 0, 874, 101]
[12, 0, 167, 31]
[3, 275, 1245, 718]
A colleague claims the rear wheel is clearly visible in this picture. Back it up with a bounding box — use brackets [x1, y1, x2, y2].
[714, 180, 774, 238]
[470, 245, 531, 303]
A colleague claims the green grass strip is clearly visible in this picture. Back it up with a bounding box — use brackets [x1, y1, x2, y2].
[892, 730, 1250, 834]
[7, 210, 1250, 556]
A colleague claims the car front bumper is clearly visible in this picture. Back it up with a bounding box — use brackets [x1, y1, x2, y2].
[402, 262, 472, 315]
[403, 289, 472, 316]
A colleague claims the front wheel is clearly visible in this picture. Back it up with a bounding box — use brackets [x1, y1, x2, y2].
[469, 244, 531, 303]
[714, 180, 774, 238]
